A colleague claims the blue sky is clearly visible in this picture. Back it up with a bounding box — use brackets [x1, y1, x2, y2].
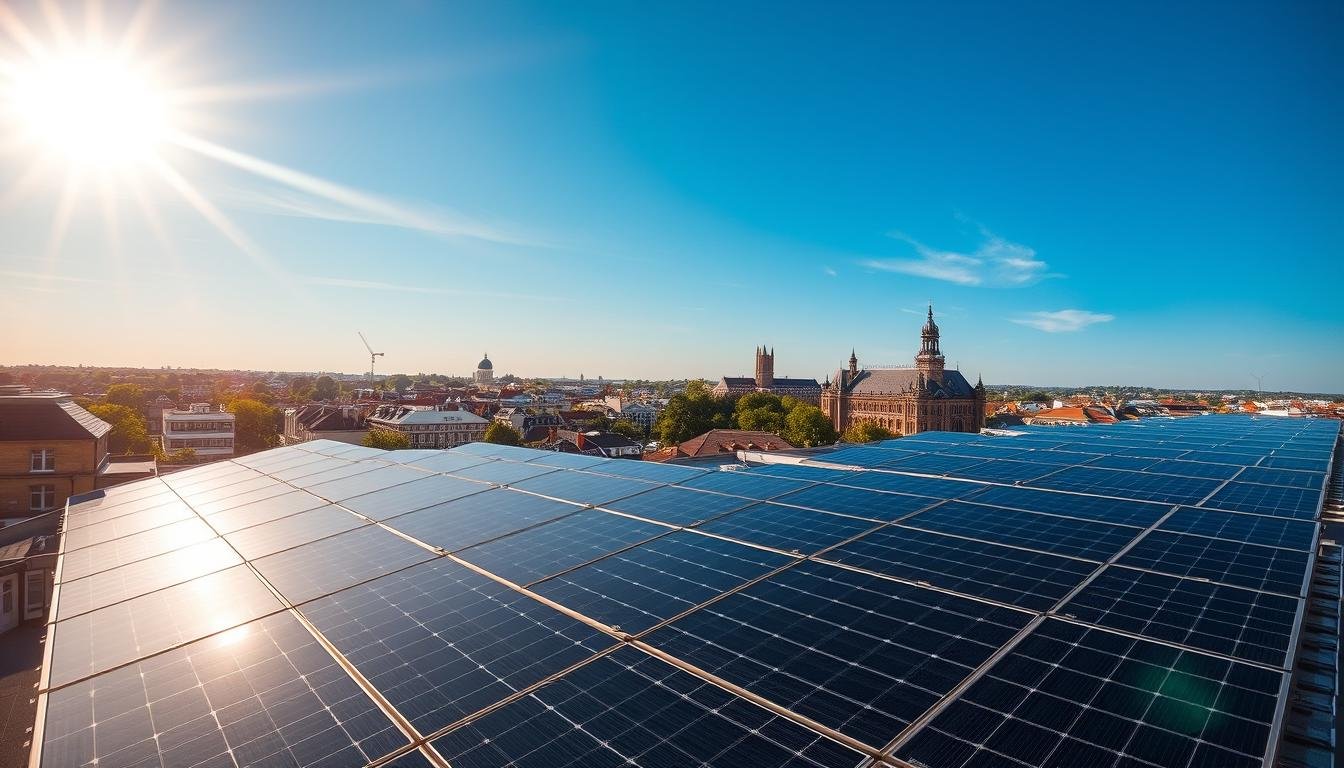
[3, 1, 1341, 391]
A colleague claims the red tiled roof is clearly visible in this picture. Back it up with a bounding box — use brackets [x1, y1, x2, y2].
[674, 429, 798, 458]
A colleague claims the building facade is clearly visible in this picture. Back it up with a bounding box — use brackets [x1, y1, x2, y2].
[367, 404, 489, 448]
[284, 404, 369, 445]
[0, 389, 111, 526]
[162, 403, 236, 459]
[474, 354, 494, 385]
[712, 347, 822, 403]
[821, 307, 986, 436]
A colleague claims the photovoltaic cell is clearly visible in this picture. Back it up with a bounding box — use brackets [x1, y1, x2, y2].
[251, 525, 436, 605]
[192, 481, 307, 517]
[449, 460, 558, 485]
[62, 500, 195, 551]
[1202, 482, 1322, 519]
[958, 484, 1171, 528]
[524, 451, 610, 469]
[1060, 566, 1300, 667]
[772, 484, 941, 522]
[583, 459, 707, 483]
[1233, 466, 1324, 491]
[1258, 455, 1330, 472]
[41, 611, 406, 768]
[879, 453, 987, 474]
[822, 526, 1097, 612]
[509, 471, 660, 507]
[56, 537, 242, 620]
[901, 501, 1141, 561]
[676, 471, 816, 499]
[1028, 466, 1222, 506]
[59, 517, 216, 581]
[809, 445, 916, 467]
[601, 485, 755, 526]
[896, 618, 1284, 768]
[530, 531, 797, 633]
[289, 460, 385, 490]
[456, 509, 669, 585]
[943, 459, 1063, 484]
[48, 565, 284, 687]
[741, 464, 857, 482]
[1157, 507, 1317, 551]
[340, 473, 491, 520]
[830, 471, 982, 499]
[696, 502, 879, 555]
[224, 505, 366, 560]
[203, 489, 331, 534]
[381, 488, 580, 552]
[302, 464, 430, 502]
[300, 558, 614, 735]
[431, 646, 862, 768]
[1118, 530, 1309, 596]
[402, 451, 495, 474]
[645, 561, 1031, 747]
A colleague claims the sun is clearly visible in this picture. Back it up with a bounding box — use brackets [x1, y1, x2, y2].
[7, 47, 171, 167]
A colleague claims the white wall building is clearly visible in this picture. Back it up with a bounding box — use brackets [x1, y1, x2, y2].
[162, 403, 235, 458]
[367, 405, 488, 448]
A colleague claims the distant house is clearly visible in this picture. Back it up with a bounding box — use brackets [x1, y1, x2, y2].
[603, 397, 660, 433]
[1025, 406, 1118, 425]
[285, 404, 369, 445]
[367, 404, 488, 448]
[0, 519, 58, 634]
[162, 403, 235, 460]
[0, 388, 116, 527]
[656, 429, 798, 461]
[552, 430, 643, 458]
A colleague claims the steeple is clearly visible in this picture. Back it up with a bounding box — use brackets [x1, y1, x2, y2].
[755, 345, 774, 389]
[848, 349, 858, 376]
[915, 305, 945, 383]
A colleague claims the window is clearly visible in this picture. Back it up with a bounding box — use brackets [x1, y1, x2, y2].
[24, 570, 45, 620]
[30, 449, 54, 472]
[30, 485, 56, 511]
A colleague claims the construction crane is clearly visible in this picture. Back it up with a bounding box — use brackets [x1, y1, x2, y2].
[358, 332, 384, 394]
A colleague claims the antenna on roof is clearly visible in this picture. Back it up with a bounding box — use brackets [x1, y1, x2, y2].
[358, 332, 385, 394]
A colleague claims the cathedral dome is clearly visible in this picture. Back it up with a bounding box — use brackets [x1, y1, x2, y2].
[477, 354, 493, 370]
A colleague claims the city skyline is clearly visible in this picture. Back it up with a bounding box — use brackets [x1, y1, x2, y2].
[3, 2, 1342, 391]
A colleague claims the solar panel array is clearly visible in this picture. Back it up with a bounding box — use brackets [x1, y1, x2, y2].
[34, 414, 1338, 768]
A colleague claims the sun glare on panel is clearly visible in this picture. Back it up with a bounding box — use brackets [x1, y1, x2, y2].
[7, 48, 171, 167]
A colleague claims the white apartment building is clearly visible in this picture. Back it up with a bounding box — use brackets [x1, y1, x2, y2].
[367, 405, 488, 449]
[162, 403, 235, 459]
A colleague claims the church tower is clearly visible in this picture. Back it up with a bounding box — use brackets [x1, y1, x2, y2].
[915, 305, 945, 383]
[755, 346, 775, 389]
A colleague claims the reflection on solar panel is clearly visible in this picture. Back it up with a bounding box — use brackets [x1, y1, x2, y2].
[35, 413, 1337, 768]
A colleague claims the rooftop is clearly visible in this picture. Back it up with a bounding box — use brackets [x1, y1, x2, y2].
[30, 414, 1342, 767]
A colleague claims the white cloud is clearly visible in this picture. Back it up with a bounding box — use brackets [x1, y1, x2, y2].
[1011, 309, 1115, 333]
[861, 227, 1058, 287]
[822, 266, 837, 277]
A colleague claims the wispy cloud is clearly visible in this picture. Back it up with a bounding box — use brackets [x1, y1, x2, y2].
[300, 275, 573, 304]
[860, 227, 1058, 287]
[822, 266, 837, 277]
[1011, 309, 1115, 333]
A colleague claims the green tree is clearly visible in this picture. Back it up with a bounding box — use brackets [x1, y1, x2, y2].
[104, 383, 145, 408]
[289, 376, 314, 401]
[484, 422, 522, 446]
[164, 447, 197, 464]
[609, 419, 644, 440]
[251, 381, 270, 396]
[313, 375, 341, 401]
[842, 421, 896, 444]
[385, 374, 412, 393]
[228, 398, 280, 453]
[783, 405, 839, 447]
[363, 428, 411, 450]
[86, 403, 156, 454]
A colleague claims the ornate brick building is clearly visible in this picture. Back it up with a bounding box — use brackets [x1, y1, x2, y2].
[712, 347, 822, 404]
[821, 307, 986, 435]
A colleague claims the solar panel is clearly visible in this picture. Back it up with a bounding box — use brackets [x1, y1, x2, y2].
[1060, 566, 1300, 667]
[894, 618, 1284, 768]
[35, 416, 1337, 768]
[821, 526, 1097, 612]
[55, 537, 242, 620]
[1158, 506, 1317, 551]
[1202, 482, 1322, 519]
[251, 525, 437, 605]
[644, 561, 1031, 747]
[380, 488, 581, 552]
[901, 501, 1142, 561]
[299, 558, 614, 735]
[696, 502, 881, 555]
[431, 646, 863, 767]
[771, 484, 942, 522]
[48, 565, 284, 687]
[530, 531, 797, 633]
[601, 484, 756, 526]
[456, 509, 670, 585]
